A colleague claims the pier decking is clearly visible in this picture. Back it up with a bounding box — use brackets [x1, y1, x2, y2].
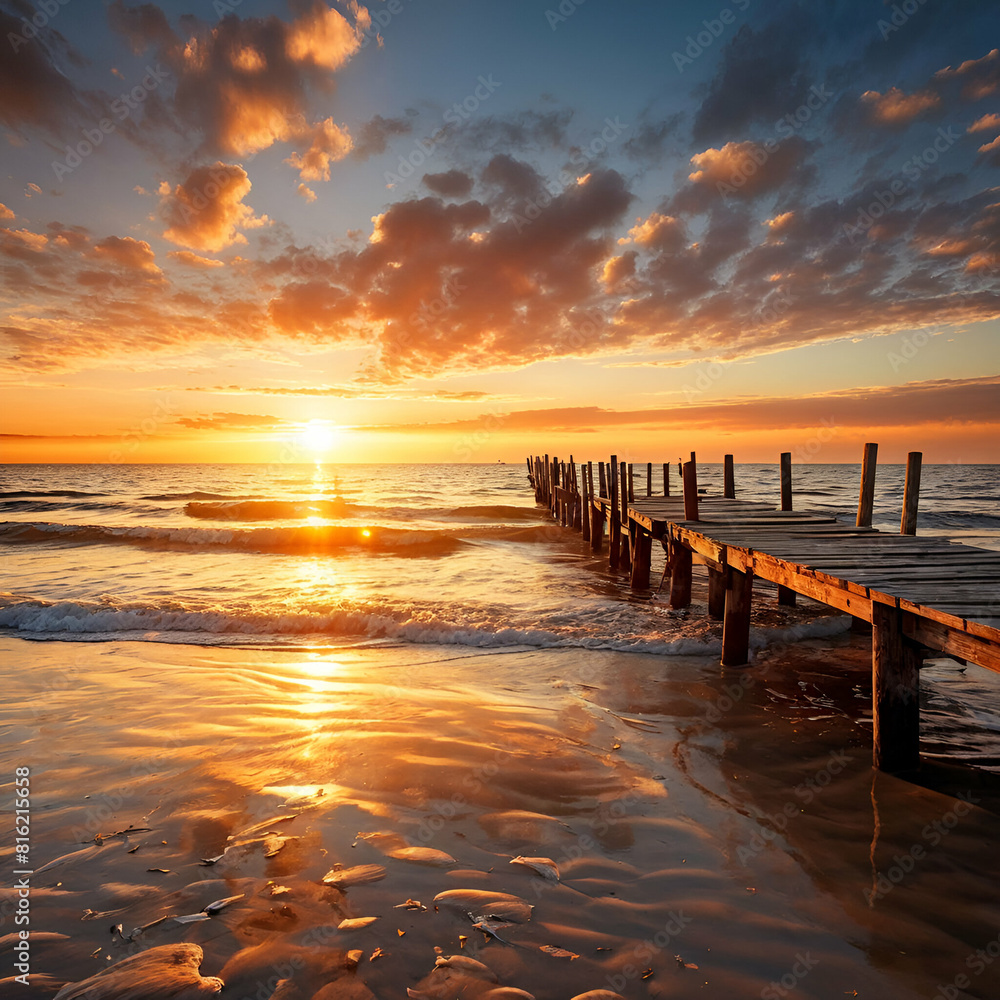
[529, 450, 1000, 774]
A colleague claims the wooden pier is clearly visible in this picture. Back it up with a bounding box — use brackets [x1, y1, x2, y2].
[527, 449, 1000, 774]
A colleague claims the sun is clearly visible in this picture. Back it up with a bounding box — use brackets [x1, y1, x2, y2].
[298, 420, 338, 456]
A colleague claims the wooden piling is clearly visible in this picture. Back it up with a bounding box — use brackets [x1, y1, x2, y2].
[872, 601, 921, 772]
[571, 462, 582, 530]
[599, 461, 606, 498]
[627, 464, 635, 503]
[723, 454, 735, 499]
[901, 451, 922, 536]
[780, 452, 792, 511]
[630, 528, 652, 590]
[669, 543, 692, 608]
[708, 567, 726, 619]
[857, 442, 878, 528]
[581, 463, 591, 542]
[683, 460, 699, 521]
[663, 462, 670, 497]
[620, 461, 631, 569]
[777, 452, 797, 605]
[646, 462, 652, 497]
[590, 493, 604, 553]
[609, 455, 620, 569]
[721, 567, 754, 666]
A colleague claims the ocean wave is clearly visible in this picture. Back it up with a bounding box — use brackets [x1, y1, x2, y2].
[0, 592, 717, 654]
[1, 499, 131, 514]
[447, 504, 543, 520]
[140, 491, 265, 501]
[185, 498, 354, 520]
[0, 592, 851, 655]
[181, 499, 541, 523]
[0, 489, 106, 498]
[0, 521, 465, 557]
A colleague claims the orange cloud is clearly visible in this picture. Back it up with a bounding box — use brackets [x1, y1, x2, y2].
[167, 250, 225, 268]
[109, 1, 363, 172]
[601, 251, 636, 288]
[93, 236, 161, 275]
[369, 376, 1000, 435]
[176, 412, 280, 430]
[2, 227, 47, 251]
[764, 211, 796, 235]
[160, 163, 269, 252]
[935, 48, 1000, 101]
[860, 87, 941, 126]
[285, 1, 365, 71]
[687, 140, 804, 197]
[0, 203, 13, 220]
[624, 212, 685, 251]
[285, 117, 353, 181]
[969, 112, 1000, 133]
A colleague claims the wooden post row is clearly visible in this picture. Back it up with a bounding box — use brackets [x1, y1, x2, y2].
[723, 454, 735, 499]
[901, 451, 922, 535]
[857, 442, 878, 527]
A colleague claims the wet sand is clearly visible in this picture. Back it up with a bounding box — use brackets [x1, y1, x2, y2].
[2, 635, 999, 999]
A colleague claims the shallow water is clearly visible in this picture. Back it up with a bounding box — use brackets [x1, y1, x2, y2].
[2, 637, 999, 998]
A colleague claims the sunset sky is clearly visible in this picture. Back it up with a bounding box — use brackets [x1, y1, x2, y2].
[1, 0, 998, 465]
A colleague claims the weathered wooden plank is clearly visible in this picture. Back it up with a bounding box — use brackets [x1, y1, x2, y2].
[905, 617, 1000, 673]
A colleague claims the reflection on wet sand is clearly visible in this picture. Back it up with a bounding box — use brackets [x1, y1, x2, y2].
[2, 636, 998, 999]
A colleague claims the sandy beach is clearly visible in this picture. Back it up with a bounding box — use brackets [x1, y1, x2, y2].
[4, 633, 999, 998]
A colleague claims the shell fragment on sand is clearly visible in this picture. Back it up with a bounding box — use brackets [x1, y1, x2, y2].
[338, 916, 379, 930]
[387, 845, 457, 866]
[539, 944, 579, 960]
[53, 943, 223, 1000]
[432, 889, 533, 924]
[471, 917, 514, 943]
[174, 913, 212, 924]
[203, 893, 244, 914]
[322, 864, 387, 888]
[509, 856, 560, 880]
[569, 993, 627, 1000]
[393, 898, 427, 910]
[433, 954, 498, 981]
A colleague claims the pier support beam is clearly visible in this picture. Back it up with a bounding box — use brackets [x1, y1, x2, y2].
[872, 601, 921, 773]
[722, 567, 754, 666]
[901, 451, 922, 536]
[609, 456, 620, 570]
[630, 528, 652, 590]
[619, 461, 631, 571]
[590, 503, 604, 553]
[669, 544, 692, 608]
[707, 567, 726, 619]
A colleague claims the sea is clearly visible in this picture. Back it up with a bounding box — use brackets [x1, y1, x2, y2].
[2, 462, 999, 998]
[1, 462, 997, 651]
